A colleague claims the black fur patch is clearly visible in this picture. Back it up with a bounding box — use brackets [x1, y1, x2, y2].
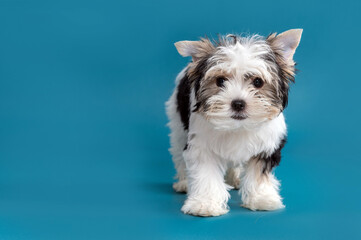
[262, 137, 287, 173]
[273, 52, 294, 109]
[176, 71, 191, 130]
[191, 55, 215, 112]
[176, 56, 213, 130]
[278, 71, 289, 109]
[261, 51, 293, 110]
[192, 57, 211, 110]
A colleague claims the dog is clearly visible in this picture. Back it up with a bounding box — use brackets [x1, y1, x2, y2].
[166, 29, 302, 217]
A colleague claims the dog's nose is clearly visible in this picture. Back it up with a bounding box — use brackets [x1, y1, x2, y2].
[231, 99, 246, 112]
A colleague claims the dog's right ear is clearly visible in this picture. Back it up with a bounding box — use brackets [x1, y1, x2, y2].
[267, 29, 303, 65]
[174, 39, 215, 61]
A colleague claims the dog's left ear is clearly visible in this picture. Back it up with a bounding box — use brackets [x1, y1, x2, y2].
[174, 38, 215, 62]
[268, 29, 303, 64]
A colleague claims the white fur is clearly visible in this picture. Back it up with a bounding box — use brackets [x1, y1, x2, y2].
[166, 68, 286, 216]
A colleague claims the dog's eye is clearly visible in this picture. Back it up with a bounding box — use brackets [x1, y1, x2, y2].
[216, 77, 226, 87]
[253, 78, 264, 88]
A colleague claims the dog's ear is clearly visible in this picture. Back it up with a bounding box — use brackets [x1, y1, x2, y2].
[268, 29, 303, 64]
[174, 38, 215, 61]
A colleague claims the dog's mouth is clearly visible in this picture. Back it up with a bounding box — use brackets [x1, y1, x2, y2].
[231, 114, 247, 120]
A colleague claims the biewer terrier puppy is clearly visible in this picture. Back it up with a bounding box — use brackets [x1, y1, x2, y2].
[166, 29, 302, 216]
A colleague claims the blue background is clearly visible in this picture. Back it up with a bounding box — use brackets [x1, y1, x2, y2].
[0, 0, 360, 239]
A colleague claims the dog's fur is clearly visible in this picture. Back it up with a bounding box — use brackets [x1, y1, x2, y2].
[166, 29, 302, 216]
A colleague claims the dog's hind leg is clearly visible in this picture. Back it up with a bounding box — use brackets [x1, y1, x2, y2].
[225, 165, 243, 190]
[166, 91, 188, 193]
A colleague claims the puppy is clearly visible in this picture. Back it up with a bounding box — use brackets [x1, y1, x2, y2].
[166, 29, 302, 216]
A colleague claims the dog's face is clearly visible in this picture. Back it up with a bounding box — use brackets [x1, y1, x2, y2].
[175, 29, 302, 130]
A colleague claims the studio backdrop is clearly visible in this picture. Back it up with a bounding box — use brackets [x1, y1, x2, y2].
[0, 0, 360, 239]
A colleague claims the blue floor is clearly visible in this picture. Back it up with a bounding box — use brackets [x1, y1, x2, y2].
[0, 0, 361, 239]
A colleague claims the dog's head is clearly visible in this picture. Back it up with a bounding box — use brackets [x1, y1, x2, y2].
[175, 29, 302, 130]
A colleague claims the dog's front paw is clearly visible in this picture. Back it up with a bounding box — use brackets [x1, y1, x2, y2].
[173, 180, 187, 193]
[242, 193, 285, 211]
[181, 199, 229, 217]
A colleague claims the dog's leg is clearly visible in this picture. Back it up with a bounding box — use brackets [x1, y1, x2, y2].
[166, 92, 188, 193]
[225, 165, 243, 190]
[168, 123, 188, 193]
[240, 157, 284, 211]
[171, 149, 187, 193]
[181, 145, 230, 217]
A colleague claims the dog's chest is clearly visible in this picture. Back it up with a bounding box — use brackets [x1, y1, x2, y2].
[189, 113, 286, 163]
[204, 120, 285, 163]
[210, 130, 270, 162]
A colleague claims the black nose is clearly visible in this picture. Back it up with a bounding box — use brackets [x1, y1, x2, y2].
[231, 99, 246, 112]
